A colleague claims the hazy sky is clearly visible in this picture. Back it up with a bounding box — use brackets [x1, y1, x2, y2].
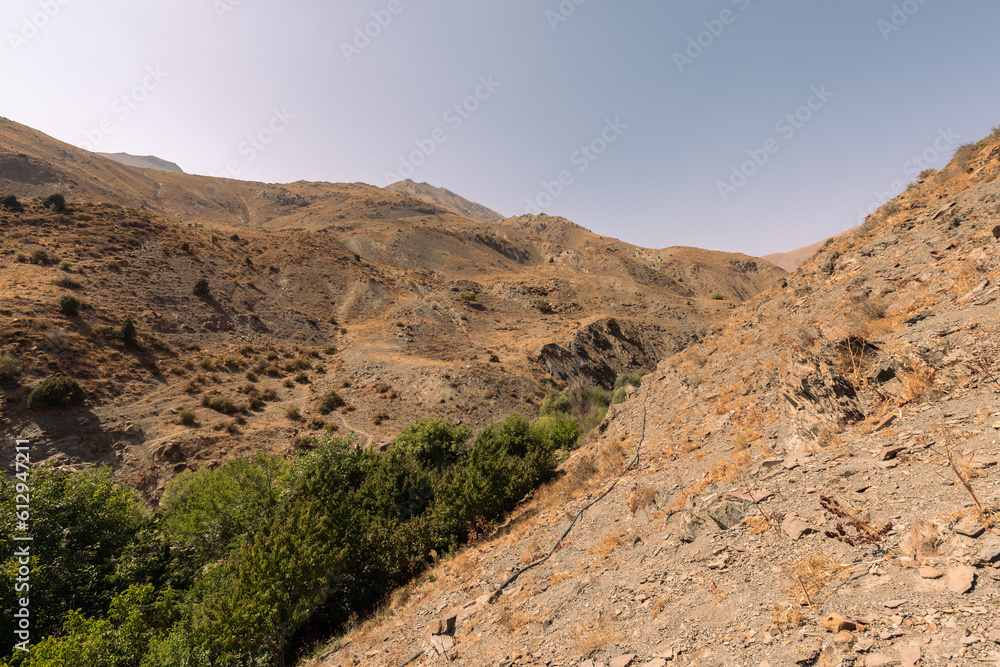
[3, 1, 999, 256]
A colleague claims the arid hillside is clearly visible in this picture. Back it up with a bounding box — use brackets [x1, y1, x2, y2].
[385, 179, 505, 223]
[0, 119, 784, 499]
[316, 133, 1000, 666]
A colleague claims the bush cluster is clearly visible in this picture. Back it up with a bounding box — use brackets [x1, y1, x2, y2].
[0, 413, 576, 666]
[27, 376, 85, 409]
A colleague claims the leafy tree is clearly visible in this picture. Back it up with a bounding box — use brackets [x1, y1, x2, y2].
[200, 500, 344, 667]
[0, 195, 21, 211]
[532, 413, 581, 451]
[6, 585, 179, 667]
[392, 418, 471, 471]
[160, 454, 286, 578]
[432, 414, 555, 542]
[0, 467, 146, 644]
[540, 389, 572, 417]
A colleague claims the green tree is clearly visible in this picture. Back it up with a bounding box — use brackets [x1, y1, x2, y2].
[392, 417, 471, 471]
[200, 500, 343, 667]
[160, 454, 286, 578]
[7, 585, 179, 667]
[0, 467, 146, 644]
[42, 193, 66, 212]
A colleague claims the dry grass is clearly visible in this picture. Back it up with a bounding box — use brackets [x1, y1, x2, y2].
[902, 364, 936, 401]
[771, 604, 806, 630]
[627, 484, 656, 516]
[589, 533, 625, 556]
[651, 595, 671, 618]
[743, 515, 771, 534]
[496, 606, 531, 632]
[571, 617, 616, 657]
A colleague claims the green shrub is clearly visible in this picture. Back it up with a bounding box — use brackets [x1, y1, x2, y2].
[42, 193, 66, 211]
[532, 297, 551, 312]
[327, 315, 338, 325]
[285, 406, 301, 420]
[458, 291, 476, 302]
[0, 194, 22, 210]
[541, 389, 573, 417]
[293, 371, 309, 384]
[324, 346, 337, 355]
[588, 386, 611, 410]
[710, 293, 726, 300]
[206, 395, 238, 415]
[532, 413, 581, 451]
[611, 387, 627, 404]
[392, 418, 472, 471]
[230, 233, 240, 242]
[177, 410, 197, 426]
[28, 376, 85, 409]
[614, 369, 648, 391]
[0, 354, 21, 383]
[317, 390, 345, 414]
[192, 278, 209, 296]
[58, 294, 80, 316]
[180, 242, 190, 252]
[120, 316, 137, 347]
[266, 351, 279, 361]
[953, 143, 978, 170]
[489, 353, 500, 363]
[244, 371, 258, 382]
[31, 248, 50, 265]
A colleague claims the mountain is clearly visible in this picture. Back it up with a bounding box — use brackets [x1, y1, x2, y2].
[385, 178, 506, 223]
[97, 152, 186, 173]
[0, 117, 784, 498]
[317, 132, 1000, 665]
[762, 229, 850, 272]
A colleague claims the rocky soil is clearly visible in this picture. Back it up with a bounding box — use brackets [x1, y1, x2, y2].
[314, 137, 1000, 666]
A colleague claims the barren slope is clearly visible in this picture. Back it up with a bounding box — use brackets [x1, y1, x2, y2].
[316, 134, 1000, 666]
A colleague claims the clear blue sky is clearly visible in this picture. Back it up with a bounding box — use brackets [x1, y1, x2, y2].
[3, 1, 999, 256]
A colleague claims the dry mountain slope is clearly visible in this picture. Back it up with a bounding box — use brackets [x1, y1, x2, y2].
[763, 230, 851, 272]
[97, 152, 186, 174]
[386, 178, 505, 223]
[318, 132, 1000, 666]
[0, 118, 784, 499]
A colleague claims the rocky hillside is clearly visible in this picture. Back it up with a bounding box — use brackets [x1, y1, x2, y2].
[0, 120, 784, 500]
[315, 133, 1000, 666]
[97, 152, 186, 174]
[386, 179, 505, 223]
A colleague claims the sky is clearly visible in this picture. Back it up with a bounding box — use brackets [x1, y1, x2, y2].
[3, 1, 1000, 257]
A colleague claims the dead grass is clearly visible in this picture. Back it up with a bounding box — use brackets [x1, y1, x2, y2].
[627, 484, 656, 516]
[571, 617, 617, 657]
[651, 595, 671, 618]
[588, 533, 625, 556]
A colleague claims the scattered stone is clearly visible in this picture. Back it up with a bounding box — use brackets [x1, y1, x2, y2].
[781, 514, 818, 540]
[610, 655, 635, 667]
[945, 565, 975, 594]
[427, 615, 457, 636]
[899, 645, 921, 667]
[919, 566, 943, 579]
[783, 452, 808, 470]
[854, 637, 876, 653]
[820, 613, 858, 633]
[834, 630, 855, 646]
[968, 455, 997, 469]
[428, 633, 454, 654]
[641, 660, 666, 667]
[761, 457, 783, 468]
[979, 538, 1000, 563]
[911, 520, 946, 557]
[954, 516, 984, 538]
[864, 653, 899, 666]
[883, 599, 907, 609]
[706, 499, 746, 530]
[879, 445, 906, 461]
